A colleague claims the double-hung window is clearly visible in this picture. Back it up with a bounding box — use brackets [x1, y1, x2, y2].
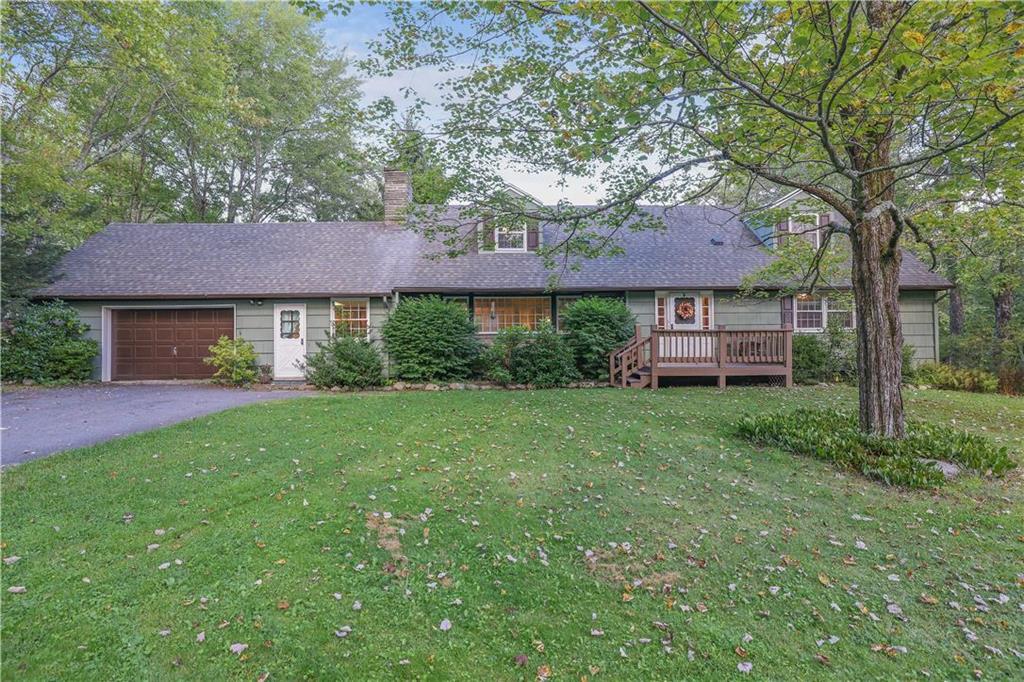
[794, 294, 854, 331]
[333, 299, 369, 337]
[494, 225, 527, 251]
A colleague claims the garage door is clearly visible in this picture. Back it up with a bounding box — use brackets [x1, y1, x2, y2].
[112, 308, 234, 380]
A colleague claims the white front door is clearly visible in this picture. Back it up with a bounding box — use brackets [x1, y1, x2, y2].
[273, 304, 306, 379]
[670, 293, 701, 331]
[661, 292, 712, 361]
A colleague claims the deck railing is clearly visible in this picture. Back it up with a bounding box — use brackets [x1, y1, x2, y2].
[610, 325, 793, 388]
[609, 325, 651, 388]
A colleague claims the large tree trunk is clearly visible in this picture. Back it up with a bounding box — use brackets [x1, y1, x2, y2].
[949, 286, 965, 336]
[850, 213, 906, 438]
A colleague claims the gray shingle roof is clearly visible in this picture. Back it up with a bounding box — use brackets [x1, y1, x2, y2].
[37, 207, 950, 298]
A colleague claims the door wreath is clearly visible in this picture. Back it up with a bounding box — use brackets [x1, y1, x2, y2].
[674, 300, 696, 321]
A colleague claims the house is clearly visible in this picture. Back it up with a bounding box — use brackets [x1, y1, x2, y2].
[37, 170, 949, 385]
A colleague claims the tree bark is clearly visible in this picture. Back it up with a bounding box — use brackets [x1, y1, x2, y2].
[949, 286, 965, 336]
[850, 213, 906, 438]
[846, 77, 906, 438]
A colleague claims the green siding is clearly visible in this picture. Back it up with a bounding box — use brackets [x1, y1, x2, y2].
[899, 290, 938, 364]
[713, 292, 783, 329]
[625, 291, 655, 335]
[68, 289, 939, 380]
[67, 297, 389, 380]
[625, 289, 939, 364]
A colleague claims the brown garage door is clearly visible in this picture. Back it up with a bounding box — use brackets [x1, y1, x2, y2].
[112, 308, 234, 380]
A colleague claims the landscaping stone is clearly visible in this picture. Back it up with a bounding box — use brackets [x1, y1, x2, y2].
[921, 458, 962, 479]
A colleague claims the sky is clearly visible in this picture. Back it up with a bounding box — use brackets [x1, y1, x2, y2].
[319, 3, 603, 204]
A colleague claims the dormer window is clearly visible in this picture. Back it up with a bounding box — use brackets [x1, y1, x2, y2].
[788, 214, 821, 249]
[495, 225, 527, 252]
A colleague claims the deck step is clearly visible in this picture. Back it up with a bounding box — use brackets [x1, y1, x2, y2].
[626, 371, 652, 389]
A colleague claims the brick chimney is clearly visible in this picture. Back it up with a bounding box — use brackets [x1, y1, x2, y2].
[383, 169, 412, 225]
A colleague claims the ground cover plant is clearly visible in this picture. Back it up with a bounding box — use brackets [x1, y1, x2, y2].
[1, 387, 1022, 680]
[737, 408, 1014, 488]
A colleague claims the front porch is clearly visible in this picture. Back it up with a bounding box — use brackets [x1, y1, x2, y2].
[609, 326, 793, 388]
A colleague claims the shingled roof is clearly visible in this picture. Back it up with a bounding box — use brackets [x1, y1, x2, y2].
[37, 206, 950, 298]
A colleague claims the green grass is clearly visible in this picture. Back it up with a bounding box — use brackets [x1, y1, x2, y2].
[2, 386, 1022, 680]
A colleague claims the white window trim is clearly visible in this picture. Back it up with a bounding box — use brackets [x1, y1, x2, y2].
[793, 295, 855, 333]
[494, 225, 528, 252]
[473, 295, 551, 335]
[331, 297, 371, 339]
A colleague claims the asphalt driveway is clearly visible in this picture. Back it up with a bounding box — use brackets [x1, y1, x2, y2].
[1, 384, 312, 464]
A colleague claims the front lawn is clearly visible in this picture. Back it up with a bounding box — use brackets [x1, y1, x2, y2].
[2, 387, 1022, 679]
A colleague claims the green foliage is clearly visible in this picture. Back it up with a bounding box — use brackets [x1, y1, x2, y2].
[560, 297, 635, 379]
[372, 0, 1023, 438]
[916, 363, 999, 394]
[382, 296, 480, 381]
[1, 1, 380, 311]
[203, 336, 258, 386]
[737, 408, 1013, 488]
[0, 301, 98, 383]
[792, 323, 858, 385]
[481, 322, 580, 388]
[901, 345, 918, 384]
[304, 334, 384, 389]
[791, 334, 829, 384]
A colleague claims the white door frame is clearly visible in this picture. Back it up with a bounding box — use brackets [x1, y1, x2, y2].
[273, 303, 307, 379]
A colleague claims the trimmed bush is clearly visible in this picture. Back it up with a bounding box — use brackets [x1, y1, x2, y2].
[791, 333, 829, 384]
[203, 336, 258, 385]
[916, 362, 998, 393]
[737, 408, 1013, 488]
[0, 301, 98, 383]
[482, 322, 580, 388]
[792, 323, 857, 384]
[305, 334, 384, 389]
[561, 297, 635, 379]
[382, 296, 479, 381]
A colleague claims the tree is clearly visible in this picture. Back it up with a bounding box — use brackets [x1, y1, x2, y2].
[2, 0, 379, 312]
[370, 1, 1024, 437]
[387, 111, 455, 205]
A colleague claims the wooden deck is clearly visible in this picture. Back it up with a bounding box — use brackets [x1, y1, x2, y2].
[609, 326, 793, 389]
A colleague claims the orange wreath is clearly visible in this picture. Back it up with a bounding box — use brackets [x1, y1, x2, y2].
[675, 300, 695, 320]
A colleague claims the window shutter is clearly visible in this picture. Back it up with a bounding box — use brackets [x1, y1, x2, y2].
[656, 297, 667, 329]
[781, 295, 793, 327]
[775, 220, 788, 247]
[526, 225, 540, 251]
